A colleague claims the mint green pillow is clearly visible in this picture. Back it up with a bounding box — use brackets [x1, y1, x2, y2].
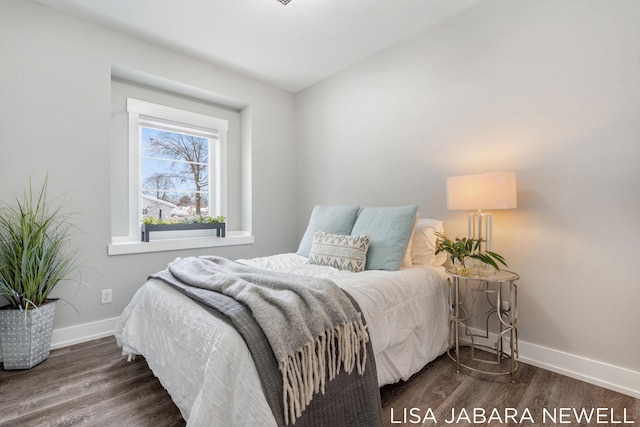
[296, 205, 360, 257]
[350, 205, 418, 271]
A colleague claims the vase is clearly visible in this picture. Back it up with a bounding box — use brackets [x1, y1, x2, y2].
[0, 300, 56, 370]
[453, 265, 472, 276]
[450, 258, 471, 276]
[452, 259, 497, 278]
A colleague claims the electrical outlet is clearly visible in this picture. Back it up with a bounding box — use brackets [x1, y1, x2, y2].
[101, 289, 112, 304]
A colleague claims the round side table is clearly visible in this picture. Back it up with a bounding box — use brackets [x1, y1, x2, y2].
[446, 267, 520, 381]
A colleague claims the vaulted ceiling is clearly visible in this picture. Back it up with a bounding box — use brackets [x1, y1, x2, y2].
[35, 0, 482, 92]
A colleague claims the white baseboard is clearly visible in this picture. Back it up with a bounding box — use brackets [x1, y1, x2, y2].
[459, 327, 640, 399]
[518, 340, 640, 399]
[50, 317, 119, 350]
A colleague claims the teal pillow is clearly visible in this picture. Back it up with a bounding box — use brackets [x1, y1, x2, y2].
[296, 205, 360, 257]
[350, 205, 418, 271]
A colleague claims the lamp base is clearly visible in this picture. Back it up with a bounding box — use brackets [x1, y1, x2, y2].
[468, 211, 492, 252]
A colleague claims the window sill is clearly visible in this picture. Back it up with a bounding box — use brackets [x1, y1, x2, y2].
[107, 231, 254, 255]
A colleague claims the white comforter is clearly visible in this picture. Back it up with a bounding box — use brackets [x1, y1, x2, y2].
[115, 254, 449, 426]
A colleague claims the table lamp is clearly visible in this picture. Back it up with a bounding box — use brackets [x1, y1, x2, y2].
[446, 171, 517, 252]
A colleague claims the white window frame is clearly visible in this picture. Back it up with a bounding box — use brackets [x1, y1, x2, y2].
[108, 98, 253, 255]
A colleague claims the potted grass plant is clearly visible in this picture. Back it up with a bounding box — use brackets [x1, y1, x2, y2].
[0, 178, 81, 369]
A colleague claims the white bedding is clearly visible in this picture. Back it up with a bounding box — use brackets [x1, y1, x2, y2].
[115, 253, 450, 426]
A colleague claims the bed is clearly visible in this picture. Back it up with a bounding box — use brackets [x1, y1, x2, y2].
[115, 206, 450, 426]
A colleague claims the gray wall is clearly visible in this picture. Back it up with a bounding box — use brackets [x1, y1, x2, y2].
[296, 0, 640, 372]
[0, 0, 297, 330]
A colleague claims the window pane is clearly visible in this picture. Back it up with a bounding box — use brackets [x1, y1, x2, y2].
[141, 158, 208, 192]
[141, 126, 210, 221]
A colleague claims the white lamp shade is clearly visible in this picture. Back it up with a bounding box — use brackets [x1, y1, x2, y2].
[447, 171, 517, 210]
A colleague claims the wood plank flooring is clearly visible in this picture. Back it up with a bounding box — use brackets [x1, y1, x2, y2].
[379, 352, 639, 426]
[0, 337, 184, 427]
[0, 336, 637, 426]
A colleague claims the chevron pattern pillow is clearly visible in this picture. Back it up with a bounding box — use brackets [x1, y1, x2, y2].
[308, 231, 371, 272]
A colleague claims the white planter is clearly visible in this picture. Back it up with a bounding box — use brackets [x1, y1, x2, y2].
[0, 300, 56, 370]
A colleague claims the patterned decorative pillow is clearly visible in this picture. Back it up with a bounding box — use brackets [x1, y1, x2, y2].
[308, 231, 371, 272]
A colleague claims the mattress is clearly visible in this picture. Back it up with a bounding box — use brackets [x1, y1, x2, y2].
[115, 253, 450, 426]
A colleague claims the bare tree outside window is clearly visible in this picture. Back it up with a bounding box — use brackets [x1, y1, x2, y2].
[141, 127, 211, 221]
[143, 173, 175, 202]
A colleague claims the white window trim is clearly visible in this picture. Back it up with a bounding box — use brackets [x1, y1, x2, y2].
[108, 231, 254, 255]
[108, 98, 253, 255]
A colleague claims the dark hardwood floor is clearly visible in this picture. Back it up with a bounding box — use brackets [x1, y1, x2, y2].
[0, 337, 184, 427]
[379, 353, 639, 426]
[0, 336, 637, 426]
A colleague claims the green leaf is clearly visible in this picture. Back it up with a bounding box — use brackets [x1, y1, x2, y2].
[485, 251, 508, 267]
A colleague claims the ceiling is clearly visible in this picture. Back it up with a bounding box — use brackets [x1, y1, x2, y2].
[35, 0, 482, 93]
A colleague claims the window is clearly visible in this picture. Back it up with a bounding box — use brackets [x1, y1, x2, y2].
[108, 97, 253, 255]
[127, 98, 227, 229]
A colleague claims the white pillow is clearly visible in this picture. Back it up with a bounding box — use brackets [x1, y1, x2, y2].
[308, 231, 371, 272]
[411, 218, 447, 266]
[402, 214, 418, 268]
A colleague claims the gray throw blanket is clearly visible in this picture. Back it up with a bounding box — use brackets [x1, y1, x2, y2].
[165, 256, 370, 424]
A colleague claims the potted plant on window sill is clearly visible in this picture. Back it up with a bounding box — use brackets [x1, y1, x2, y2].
[140, 215, 226, 242]
[435, 232, 508, 277]
[0, 178, 82, 370]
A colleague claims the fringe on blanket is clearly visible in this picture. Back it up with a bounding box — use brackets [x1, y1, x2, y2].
[280, 316, 369, 425]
